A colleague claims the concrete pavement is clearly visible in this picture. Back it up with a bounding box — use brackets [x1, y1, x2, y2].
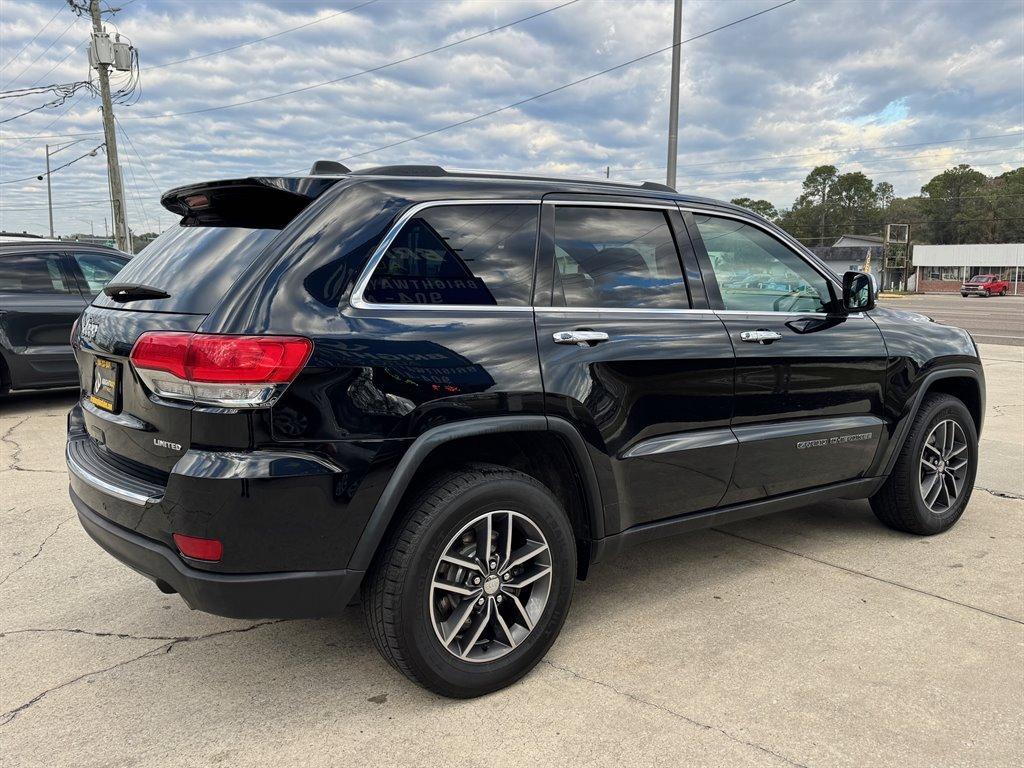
[1, 345, 1021, 767]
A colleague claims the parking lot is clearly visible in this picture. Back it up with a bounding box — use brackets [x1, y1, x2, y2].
[1, 341, 1021, 767]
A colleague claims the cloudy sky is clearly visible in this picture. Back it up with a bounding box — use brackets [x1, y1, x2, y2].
[0, 0, 1021, 237]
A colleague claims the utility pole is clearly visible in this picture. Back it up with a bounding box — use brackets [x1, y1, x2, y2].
[665, 0, 682, 189]
[88, 0, 129, 252]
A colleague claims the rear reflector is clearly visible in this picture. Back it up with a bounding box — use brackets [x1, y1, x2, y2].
[130, 332, 312, 407]
[173, 533, 223, 562]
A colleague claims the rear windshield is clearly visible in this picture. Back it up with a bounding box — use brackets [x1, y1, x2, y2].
[92, 225, 279, 314]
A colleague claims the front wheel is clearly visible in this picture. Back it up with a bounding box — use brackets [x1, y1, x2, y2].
[870, 393, 978, 535]
[362, 464, 575, 697]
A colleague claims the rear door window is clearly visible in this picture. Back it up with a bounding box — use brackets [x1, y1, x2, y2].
[552, 206, 688, 309]
[363, 204, 538, 306]
[72, 252, 126, 295]
[0, 252, 74, 294]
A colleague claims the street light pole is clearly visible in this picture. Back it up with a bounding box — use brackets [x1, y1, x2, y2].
[38, 138, 97, 239]
[45, 145, 54, 237]
[665, 0, 682, 189]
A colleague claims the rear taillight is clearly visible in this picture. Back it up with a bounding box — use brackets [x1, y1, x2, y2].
[130, 332, 312, 407]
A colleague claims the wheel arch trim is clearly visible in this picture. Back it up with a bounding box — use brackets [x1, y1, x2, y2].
[877, 366, 984, 477]
[347, 415, 606, 572]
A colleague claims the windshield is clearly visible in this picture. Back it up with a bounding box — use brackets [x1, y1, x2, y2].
[92, 225, 280, 314]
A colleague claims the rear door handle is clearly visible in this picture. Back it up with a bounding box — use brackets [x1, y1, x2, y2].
[739, 329, 782, 344]
[553, 330, 609, 347]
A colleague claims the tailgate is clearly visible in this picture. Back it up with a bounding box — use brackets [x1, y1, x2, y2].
[75, 305, 203, 473]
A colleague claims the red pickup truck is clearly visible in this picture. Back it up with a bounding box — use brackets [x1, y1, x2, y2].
[961, 274, 1010, 297]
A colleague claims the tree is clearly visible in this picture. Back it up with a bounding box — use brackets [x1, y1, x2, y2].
[874, 181, 895, 212]
[802, 164, 839, 242]
[831, 172, 878, 235]
[730, 197, 778, 221]
[920, 164, 988, 243]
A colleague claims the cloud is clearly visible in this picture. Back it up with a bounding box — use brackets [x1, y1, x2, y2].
[0, 0, 1021, 237]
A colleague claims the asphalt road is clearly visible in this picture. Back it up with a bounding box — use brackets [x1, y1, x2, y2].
[880, 293, 1024, 346]
[1, 344, 1022, 767]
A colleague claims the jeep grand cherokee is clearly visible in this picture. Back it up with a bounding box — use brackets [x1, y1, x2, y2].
[67, 164, 984, 697]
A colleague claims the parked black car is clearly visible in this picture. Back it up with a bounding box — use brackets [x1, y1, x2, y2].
[67, 166, 984, 697]
[1, 238, 128, 393]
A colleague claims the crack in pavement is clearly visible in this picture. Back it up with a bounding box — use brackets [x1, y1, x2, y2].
[542, 659, 811, 768]
[0, 619, 290, 726]
[0, 415, 65, 474]
[0, 417, 29, 471]
[0, 516, 75, 587]
[711, 528, 1024, 626]
[977, 487, 1024, 501]
[0, 627, 191, 642]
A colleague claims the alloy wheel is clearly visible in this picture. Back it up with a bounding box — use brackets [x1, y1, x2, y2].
[919, 419, 969, 514]
[429, 510, 552, 663]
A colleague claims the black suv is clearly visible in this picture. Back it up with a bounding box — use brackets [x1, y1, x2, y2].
[67, 166, 984, 697]
[1, 238, 128, 393]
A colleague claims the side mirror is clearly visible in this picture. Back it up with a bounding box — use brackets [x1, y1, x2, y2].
[842, 271, 876, 312]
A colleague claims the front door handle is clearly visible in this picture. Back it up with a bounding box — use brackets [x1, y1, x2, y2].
[739, 329, 782, 344]
[553, 330, 609, 347]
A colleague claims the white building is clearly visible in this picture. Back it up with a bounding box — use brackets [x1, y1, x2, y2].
[912, 243, 1023, 293]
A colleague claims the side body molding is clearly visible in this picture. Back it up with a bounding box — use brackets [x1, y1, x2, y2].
[347, 415, 607, 572]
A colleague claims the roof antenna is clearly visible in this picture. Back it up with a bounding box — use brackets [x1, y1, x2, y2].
[309, 160, 351, 175]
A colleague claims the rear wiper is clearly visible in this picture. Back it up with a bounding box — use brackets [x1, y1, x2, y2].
[103, 283, 171, 303]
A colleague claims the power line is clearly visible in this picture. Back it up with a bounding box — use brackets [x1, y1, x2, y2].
[114, 114, 163, 201]
[0, 127, 103, 142]
[26, 43, 87, 90]
[334, 0, 799, 163]
[650, 160, 1021, 189]
[1, 92, 93, 152]
[0, 81, 95, 124]
[0, 142, 105, 185]
[616, 144, 1022, 181]
[618, 149, 1022, 182]
[0, 4, 65, 74]
[610, 132, 1024, 175]
[144, 0, 379, 70]
[3, 17, 81, 88]
[123, 0, 583, 120]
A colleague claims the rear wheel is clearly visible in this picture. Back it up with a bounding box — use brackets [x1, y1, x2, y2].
[362, 464, 575, 697]
[870, 393, 977, 534]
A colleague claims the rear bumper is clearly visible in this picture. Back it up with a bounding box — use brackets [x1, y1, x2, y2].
[72, 490, 363, 619]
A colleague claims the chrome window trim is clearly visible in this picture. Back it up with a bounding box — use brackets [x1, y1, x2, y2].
[349, 199, 543, 312]
[542, 199, 678, 211]
[535, 306, 715, 317]
[680, 205, 843, 291]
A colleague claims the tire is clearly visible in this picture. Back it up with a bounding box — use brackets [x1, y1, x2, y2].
[870, 393, 978, 535]
[361, 463, 576, 697]
[960, 293, 968, 298]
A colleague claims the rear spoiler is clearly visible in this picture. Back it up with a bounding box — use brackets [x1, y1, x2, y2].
[160, 176, 342, 228]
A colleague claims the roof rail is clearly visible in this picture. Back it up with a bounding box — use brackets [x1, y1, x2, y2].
[350, 165, 448, 177]
[343, 164, 678, 193]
